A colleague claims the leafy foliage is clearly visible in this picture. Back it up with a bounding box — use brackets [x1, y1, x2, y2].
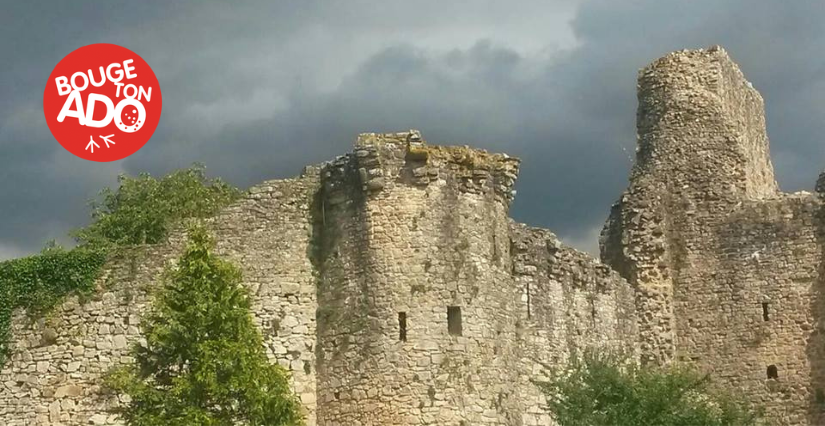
[0, 245, 106, 364]
[537, 350, 765, 426]
[105, 226, 304, 426]
[0, 164, 241, 365]
[73, 164, 241, 247]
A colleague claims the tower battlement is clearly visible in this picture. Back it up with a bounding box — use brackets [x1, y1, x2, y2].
[323, 130, 520, 209]
[635, 45, 778, 201]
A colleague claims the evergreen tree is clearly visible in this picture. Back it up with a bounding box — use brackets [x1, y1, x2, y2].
[107, 226, 303, 426]
[537, 350, 765, 426]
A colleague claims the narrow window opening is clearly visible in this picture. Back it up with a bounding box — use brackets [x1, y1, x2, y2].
[492, 233, 499, 262]
[526, 283, 531, 319]
[398, 312, 407, 342]
[762, 302, 770, 321]
[767, 364, 778, 379]
[447, 306, 463, 336]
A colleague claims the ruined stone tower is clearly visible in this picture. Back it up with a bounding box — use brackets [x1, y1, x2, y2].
[602, 46, 825, 425]
[0, 46, 822, 426]
[312, 132, 635, 425]
[313, 132, 524, 424]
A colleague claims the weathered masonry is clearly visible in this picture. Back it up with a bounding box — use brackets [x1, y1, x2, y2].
[602, 46, 825, 426]
[1, 46, 824, 425]
[0, 130, 636, 425]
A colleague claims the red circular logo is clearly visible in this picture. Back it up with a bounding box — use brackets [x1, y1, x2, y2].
[43, 44, 162, 162]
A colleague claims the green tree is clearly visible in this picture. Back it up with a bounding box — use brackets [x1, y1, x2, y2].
[106, 226, 303, 426]
[73, 163, 241, 247]
[537, 350, 764, 426]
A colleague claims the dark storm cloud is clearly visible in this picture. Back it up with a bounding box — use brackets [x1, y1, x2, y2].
[1, 0, 824, 259]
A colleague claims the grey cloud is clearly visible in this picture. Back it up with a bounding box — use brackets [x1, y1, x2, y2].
[1, 0, 824, 260]
[125, 39, 635, 248]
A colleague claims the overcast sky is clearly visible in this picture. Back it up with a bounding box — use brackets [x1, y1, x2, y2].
[1, 0, 824, 259]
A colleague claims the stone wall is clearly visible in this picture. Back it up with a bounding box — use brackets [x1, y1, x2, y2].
[692, 195, 822, 425]
[0, 244, 179, 426]
[0, 173, 321, 425]
[0, 130, 639, 426]
[602, 46, 825, 425]
[511, 224, 638, 426]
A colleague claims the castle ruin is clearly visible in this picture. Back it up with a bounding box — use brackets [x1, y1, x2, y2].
[0, 46, 823, 425]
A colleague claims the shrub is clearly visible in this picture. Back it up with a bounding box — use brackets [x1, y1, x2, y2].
[73, 163, 241, 247]
[536, 350, 765, 426]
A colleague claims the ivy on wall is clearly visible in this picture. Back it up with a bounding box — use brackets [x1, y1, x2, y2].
[0, 246, 106, 364]
[0, 164, 241, 365]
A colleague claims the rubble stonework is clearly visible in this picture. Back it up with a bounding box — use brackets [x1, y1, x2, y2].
[0, 46, 821, 426]
[602, 46, 825, 425]
[0, 173, 322, 425]
[0, 131, 637, 426]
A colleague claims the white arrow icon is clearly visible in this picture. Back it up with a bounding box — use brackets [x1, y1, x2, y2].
[99, 134, 116, 148]
[85, 135, 100, 153]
